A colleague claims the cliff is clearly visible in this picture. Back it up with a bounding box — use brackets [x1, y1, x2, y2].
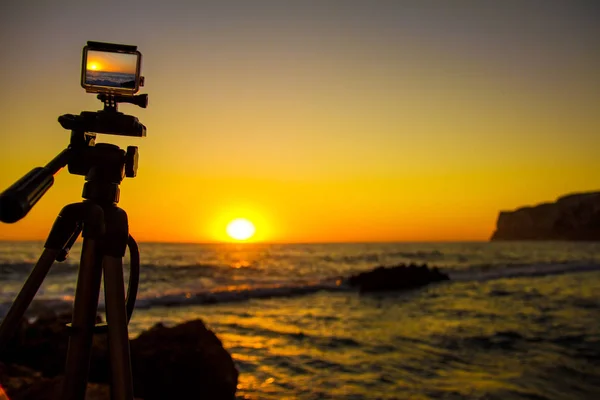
[491, 191, 600, 241]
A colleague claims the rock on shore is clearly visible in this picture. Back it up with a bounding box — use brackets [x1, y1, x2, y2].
[0, 314, 238, 400]
[491, 191, 600, 241]
[129, 320, 238, 400]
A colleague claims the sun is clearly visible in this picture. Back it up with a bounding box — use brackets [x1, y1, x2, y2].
[87, 62, 100, 71]
[226, 218, 256, 241]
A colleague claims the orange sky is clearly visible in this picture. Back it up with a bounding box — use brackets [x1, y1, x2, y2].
[0, 1, 599, 243]
[86, 50, 138, 74]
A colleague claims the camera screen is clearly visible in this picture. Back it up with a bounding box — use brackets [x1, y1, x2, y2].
[84, 50, 138, 90]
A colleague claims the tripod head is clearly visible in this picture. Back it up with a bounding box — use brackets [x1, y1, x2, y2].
[59, 93, 147, 138]
[0, 41, 148, 223]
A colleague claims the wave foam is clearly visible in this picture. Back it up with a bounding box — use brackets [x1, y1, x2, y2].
[0, 282, 350, 320]
[449, 262, 600, 282]
[2, 262, 599, 320]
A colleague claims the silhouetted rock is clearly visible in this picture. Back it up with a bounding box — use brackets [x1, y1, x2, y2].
[129, 320, 238, 400]
[347, 263, 449, 292]
[0, 367, 123, 400]
[491, 191, 600, 240]
[0, 313, 238, 399]
[0, 362, 49, 399]
[0, 311, 106, 379]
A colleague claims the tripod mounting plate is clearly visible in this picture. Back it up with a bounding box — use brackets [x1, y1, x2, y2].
[59, 111, 146, 138]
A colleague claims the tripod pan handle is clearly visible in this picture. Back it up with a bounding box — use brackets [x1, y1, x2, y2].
[0, 167, 54, 223]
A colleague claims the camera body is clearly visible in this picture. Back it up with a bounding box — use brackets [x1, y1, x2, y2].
[73, 41, 147, 138]
[81, 41, 144, 96]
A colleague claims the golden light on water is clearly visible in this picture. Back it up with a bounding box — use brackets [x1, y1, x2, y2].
[226, 218, 256, 241]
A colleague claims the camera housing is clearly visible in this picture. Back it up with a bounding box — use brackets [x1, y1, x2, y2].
[81, 41, 144, 96]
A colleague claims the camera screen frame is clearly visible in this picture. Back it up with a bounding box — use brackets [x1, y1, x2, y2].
[80, 42, 142, 96]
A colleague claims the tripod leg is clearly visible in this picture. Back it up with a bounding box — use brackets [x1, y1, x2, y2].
[62, 238, 104, 400]
[103, 255, 134, 400]
[0, 248, 59, 350]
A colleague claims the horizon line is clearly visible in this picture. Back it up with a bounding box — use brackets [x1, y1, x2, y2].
[0, 239, 495, 245]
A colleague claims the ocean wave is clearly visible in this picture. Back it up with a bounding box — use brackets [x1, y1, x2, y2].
[0, 298, 75, 321]
[437, 329, 600, 358]
[449, 262, 600, 282]
[0, 261, 232, 281]
[134, 282, 349, 309]
[321, 253, 380, 264]
[0, 262, 37, 276]
[0, 281, 350, 320]
[221, 322, 361, 349]
[2, 262, 599, 320]
[388, 250, 445, 259]
[320, 250, 444, 265]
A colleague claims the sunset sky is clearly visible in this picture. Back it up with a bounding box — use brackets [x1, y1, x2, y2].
[86, 50, 138, 74]
[0, 1, 598, 243]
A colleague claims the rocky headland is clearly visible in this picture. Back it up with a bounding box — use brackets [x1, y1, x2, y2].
[491, 191, 600, 241]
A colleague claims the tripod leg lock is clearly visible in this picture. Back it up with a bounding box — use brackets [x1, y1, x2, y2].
[66, 322, 109, 334]
[102, 207, 129, 257]
[45, 203, 105, 251]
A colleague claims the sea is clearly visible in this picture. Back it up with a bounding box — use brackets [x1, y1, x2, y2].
[85, 70, 136, 88]
[1, 241, 600, 400]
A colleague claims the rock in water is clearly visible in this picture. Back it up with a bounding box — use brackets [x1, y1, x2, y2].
[491, 191, 600, 240]
[347, 263, 449, 292]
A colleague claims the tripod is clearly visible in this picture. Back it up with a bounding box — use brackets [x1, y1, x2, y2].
[0, 104, 145, 400]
